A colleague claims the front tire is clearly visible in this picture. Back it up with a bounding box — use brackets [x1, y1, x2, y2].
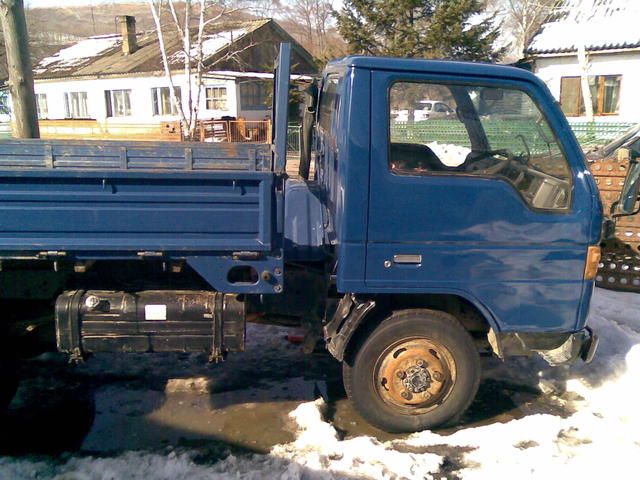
[343, 309, 480, 433]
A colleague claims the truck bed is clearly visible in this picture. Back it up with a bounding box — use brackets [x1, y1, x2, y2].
[0, 139, 276, 255]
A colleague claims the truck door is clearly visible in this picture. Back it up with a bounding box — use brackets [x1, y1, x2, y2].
[272, 43, 291, 174]
[365, 70, 595, 332]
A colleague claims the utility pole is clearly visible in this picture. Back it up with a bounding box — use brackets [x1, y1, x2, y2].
[0, 0, 39, 138]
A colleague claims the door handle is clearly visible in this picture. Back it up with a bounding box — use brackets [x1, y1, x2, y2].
[392, 254, 422, 265]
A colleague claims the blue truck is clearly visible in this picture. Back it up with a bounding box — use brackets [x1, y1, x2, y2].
[3, 44, 635, 433]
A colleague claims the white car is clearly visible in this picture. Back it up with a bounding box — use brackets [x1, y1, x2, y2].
[392, 100, 455, 122]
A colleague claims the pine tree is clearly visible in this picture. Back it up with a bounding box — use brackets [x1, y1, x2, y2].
[335, 0, 504, 62]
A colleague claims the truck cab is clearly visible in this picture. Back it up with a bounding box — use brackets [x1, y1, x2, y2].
[306, 56, 602, 431]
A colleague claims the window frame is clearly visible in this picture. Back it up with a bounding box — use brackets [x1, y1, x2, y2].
[559, 74, 622, 117]
[36, 93, 48, 119]
[105, 89, 132, 118]
[239, 81, 271, 111]
[205, 86, 227, 111]
[64, 91, 89, 119]
[386, 78, 574, 214]
[317, 74, 341, 133]
[152, 86, 181, 116]
[559, 76, 583, 117]
[0, 92, 9, 115]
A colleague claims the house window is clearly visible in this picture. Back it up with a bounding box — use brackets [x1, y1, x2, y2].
[559, 75, 621, 116]
[36, 94, 48, 119]
[105, 89, 132, 117]
[152, 87, 181, 116]
[239, 81, 270, 111]
[0, 91, 10, 115]
[64, 92, 89, 119]
[206, 87, 227, 110]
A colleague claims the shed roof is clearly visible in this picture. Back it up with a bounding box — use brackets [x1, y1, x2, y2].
[526, 0, 640, 55]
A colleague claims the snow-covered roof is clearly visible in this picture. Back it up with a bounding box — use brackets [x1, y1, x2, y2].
[33, 19, 316, 80]
[527, 0, 640, 55]
[35, 34, 121, 73]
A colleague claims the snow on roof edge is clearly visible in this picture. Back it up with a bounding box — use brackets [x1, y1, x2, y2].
[527, 1, 640, 55]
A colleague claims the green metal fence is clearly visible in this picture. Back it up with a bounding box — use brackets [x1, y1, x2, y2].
[391, 119, 553, 153]
[390, 119, 637, 151]
[287, 124, 301, 153]
[567, 121, 636, 147]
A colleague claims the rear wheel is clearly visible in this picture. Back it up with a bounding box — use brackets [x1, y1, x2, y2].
[343, 309, 480, 433]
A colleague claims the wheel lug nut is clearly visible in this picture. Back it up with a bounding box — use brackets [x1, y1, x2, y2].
[416, 359, 427, 368]
[433, 371, 443, 382]
[396, 370, 406, 379]
[400, 391, 413, 400]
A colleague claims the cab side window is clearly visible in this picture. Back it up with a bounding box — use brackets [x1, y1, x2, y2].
[389, 81, 572, 211]
[318, 76, 340, 133]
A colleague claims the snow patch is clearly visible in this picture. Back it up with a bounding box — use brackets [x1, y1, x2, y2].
[0, 450, 291, 480]
[35, 35, 121, 73]
[200, 30, 246, 57]
[170, 29, 247, 64]
[272, 399, 444, 479]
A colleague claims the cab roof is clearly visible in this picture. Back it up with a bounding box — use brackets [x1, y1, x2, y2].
[325, 55, 538, 84]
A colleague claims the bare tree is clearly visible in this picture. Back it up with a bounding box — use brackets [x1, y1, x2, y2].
[244, 0, 281, 18]
[147, 0, 252, 140]
[284, 0, 333, 59]
[575, 0, 594, 122]
[500, 0, 561, 56]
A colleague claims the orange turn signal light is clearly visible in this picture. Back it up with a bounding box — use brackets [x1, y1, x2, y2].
[584, 245, 601, 280]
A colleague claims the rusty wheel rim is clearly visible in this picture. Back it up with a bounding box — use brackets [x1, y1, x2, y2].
[374, 337, 456, 414]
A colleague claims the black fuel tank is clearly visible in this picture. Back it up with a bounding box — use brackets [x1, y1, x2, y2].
[55, 290, 245, 358]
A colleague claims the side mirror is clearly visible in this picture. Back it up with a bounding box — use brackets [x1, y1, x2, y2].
[616, 160, 640, 215]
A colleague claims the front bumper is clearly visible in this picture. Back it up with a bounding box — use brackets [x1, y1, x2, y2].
[497, 327, 599, 366]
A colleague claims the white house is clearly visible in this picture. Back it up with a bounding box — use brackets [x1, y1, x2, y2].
[526, 0, 640, 123]
[30, 17, 316, 128]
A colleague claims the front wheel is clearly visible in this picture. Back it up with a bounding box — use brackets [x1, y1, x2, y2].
[343, 309, 480, 433]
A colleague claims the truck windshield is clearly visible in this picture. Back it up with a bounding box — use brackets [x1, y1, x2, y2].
[389, 81, 571, 211]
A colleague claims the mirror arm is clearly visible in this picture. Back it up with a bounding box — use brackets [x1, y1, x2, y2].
[612, 201, 640, 219]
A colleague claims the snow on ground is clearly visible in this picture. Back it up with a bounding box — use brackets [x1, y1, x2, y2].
[1, 288, 638, 479]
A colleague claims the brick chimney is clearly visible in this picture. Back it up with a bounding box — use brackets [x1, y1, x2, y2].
[117, 15, 137, 55]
